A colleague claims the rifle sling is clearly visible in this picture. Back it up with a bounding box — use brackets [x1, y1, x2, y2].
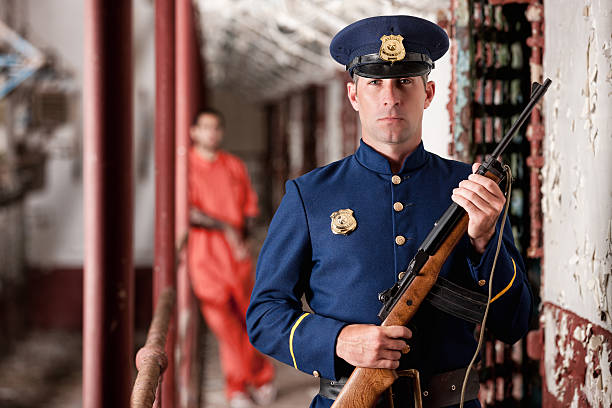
[425, 276, 488, 325]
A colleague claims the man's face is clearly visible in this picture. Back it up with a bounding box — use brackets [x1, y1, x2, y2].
[190, 113, 224, 150]
[347, 76, 435, 148]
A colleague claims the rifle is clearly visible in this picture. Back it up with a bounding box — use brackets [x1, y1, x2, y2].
[330, 78, 552, 408]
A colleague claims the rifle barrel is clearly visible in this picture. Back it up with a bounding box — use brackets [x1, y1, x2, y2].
[491, 78, 551, 159]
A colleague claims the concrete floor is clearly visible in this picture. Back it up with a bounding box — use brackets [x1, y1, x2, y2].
[0, 328, 318, 408]
[0, 330, 82, 408]
[201, 329, 319, 407]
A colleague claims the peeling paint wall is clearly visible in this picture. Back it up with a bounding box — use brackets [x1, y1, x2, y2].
[542, 304, 611, 407]
[542, 0, 612, 405]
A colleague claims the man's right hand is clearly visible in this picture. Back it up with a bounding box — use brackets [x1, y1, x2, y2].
[335, 324, 412, 369]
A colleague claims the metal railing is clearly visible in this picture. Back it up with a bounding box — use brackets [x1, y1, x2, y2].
[131, 287, 176, 408]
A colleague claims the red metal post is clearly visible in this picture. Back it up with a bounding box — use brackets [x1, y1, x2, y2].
[83, 1, 134, 407]
[176, 0, 206, 406]
[155, 0, 176, 406]
[339, 72, 358, 156]
[525, 1, 545, 259]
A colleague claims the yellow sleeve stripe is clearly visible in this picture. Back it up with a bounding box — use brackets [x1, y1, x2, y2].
[490, 258, 516, 303]
[289, 312, 311, 370]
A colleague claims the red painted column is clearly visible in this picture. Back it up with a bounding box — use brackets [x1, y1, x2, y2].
[83, 1, 134, 408]
[339, 72, 358, 156]
[525, 1, 545, 259]
[155, 0, 176, 406]
[176, 1, 206, 406]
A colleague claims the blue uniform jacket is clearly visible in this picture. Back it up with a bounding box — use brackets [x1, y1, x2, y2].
[247, 140, 533, 408]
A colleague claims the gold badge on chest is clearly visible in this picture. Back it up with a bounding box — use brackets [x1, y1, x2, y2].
[379, 34, 405, 63]
[330, 209, 357, 235]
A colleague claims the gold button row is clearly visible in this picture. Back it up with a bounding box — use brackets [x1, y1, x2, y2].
[391, 176, 406, 250]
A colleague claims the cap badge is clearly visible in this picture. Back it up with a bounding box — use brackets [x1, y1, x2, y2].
[330, 209, 357, 235]
[379, 34, 406, 63]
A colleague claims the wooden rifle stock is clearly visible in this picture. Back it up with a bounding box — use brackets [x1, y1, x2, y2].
[331, 214, 470, 408]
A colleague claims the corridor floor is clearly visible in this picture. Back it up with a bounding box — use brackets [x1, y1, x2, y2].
[0, 328, 318, 408]
[201, 329, 319, 407]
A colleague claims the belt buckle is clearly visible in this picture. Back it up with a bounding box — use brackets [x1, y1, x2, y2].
[391, 369, 422, 408]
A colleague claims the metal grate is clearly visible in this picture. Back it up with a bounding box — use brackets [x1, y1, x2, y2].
[449, 0, 544, 406]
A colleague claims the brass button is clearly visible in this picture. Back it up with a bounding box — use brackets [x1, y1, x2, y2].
[313, 370, 320, 377]
[478, 279, 486, 287]
[395, 235, 406, 245]
[423, 391, 429, 397]
[398, 271, 406, 280]
[393, 202, 404, 212]
[451, 385, 456, 391]
[391, 175, 402, 185]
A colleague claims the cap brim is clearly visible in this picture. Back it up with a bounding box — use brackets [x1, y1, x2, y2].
[353, 61, 431, 78]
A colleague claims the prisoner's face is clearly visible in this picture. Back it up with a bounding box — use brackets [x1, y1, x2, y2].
[190, 113, 223, 150]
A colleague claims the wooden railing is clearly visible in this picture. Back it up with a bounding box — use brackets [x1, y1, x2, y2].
[131, 287, 176, 408]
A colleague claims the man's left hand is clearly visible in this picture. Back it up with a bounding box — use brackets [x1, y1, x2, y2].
[451, 163, 506, 254]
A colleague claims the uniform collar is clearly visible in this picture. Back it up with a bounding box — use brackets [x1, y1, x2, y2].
[354, 139, 429, 174]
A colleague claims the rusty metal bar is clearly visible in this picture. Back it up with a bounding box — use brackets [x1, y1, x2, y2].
[83, 1, 134, 407]
[154, 0, 177, 406]
[339, 72, 358, 156]
[447, 0, 473, 163]
[131, 288, 176, 408]
[525, 1, 544, 258]
[176, 1, 206, 406]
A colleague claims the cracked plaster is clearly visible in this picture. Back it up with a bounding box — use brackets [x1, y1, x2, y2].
[543, 0, 612, 327]
[541, 1, 612, 405]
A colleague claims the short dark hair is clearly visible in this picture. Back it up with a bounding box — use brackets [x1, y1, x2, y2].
[193, 108, 225, 128]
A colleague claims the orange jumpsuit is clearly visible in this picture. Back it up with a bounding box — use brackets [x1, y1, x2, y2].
[187, 148, 274, 398]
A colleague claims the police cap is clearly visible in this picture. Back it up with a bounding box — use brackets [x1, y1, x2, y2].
[330, 15, 449, 78]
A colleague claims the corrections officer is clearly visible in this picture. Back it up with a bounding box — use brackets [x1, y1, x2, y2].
[247, 15, 533, 408]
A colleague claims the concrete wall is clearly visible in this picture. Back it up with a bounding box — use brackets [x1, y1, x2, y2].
[423, 46, 452, 159]
[22, 0, 156, 267]
[209, 88, 268, 204]
[541, 0, 612, 406]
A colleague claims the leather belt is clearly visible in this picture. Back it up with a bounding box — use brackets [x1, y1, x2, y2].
[318, 377, 348, 401]
[319, 367, 480, 408]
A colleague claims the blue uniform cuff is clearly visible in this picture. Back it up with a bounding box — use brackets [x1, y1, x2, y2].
[289, 312, 347, 380]
[466, 217, 517, 300]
